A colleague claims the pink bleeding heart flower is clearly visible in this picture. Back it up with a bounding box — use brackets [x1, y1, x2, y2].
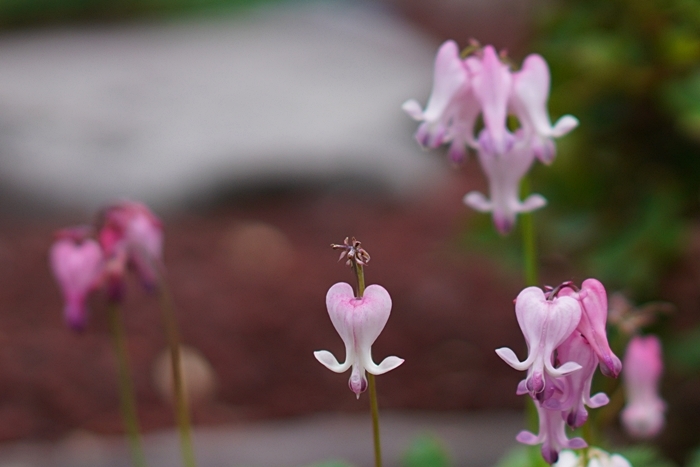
[463, 131, 547, 234]
[510, 54, 579, 164]
[621, 335, 666, 439]
[402, 40, 479, 164]
[516, 399, 587, 464]
[49, 235, 104, 331]
[314, 282, 404, 398]
[545, 332, 610, 428]
[468, 45, 513, 155]
[99, 201, 164, 291]
[496, 286, 582, 398]
[559, 279, 622, 378]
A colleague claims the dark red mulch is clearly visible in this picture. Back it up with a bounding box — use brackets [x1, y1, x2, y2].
[0, 170, 533, 441]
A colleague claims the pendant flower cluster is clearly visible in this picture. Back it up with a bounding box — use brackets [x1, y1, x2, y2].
[496, 279, 621, 464]
[403, 40, 578, 234]
[49, 201, 164, 331]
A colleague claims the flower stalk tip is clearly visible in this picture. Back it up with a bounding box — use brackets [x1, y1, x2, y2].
[331, 237, 370, 298]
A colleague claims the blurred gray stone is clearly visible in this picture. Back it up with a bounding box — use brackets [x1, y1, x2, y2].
[0, 411, 523, 467]
[0, 1, 447, 213]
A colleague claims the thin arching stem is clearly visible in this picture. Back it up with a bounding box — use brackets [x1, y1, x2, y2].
[157, 274, 197, 467]
[107, 302, 148, 467]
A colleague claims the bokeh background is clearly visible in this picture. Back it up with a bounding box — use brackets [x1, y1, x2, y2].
[0, 0, 699, 465]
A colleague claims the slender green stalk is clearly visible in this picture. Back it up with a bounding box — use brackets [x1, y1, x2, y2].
[107, 302, 148, 467]
[350, 248, 381, 467]
[157, 277, 197, 467]
[367, 373, 382, 467]
[519, 178, 543, 463]
[520, 177, 539, 288]
[353, 261, 366, 298]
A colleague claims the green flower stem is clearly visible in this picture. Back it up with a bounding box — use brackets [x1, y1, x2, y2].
[519, 177, 543, 463]
[352, 261, 381, 467]
[353, 262, 366, 298]
[107, 302, 148, 467]
[368, 373, 382, 467]
[157, 277, 197, 467]
[520, 178, 538, 288]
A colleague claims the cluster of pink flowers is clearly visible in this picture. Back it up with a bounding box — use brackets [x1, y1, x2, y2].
[403, 41, 578, 234]
[496, 279, 621, 463]
[49, 201, 163, 331]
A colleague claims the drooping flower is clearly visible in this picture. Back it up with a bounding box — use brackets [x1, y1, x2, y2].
[99, 201, 164, 291]
[468, 45, 513, 155]
[402, 40, 479, 164]
[510, 54, 579, 164]
[49, 234, 104, 331]
[559, 279, 622, 378]
[621, 335, 666, 439]
[516, 400, 587, 464]
[463, 134, 547, 234]
[496, 286, 582, 398]
[545, 332, 610, 428]
[314, 282, 404, 398]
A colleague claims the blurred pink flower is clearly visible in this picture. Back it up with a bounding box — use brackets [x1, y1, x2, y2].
[510, 54, 579, 164]
[99, 201, 164, 291]
[49, 236, 104, 331]
[463, 134, 547, 234]
[314, 282, 404, 398]
[402, 40, 478, 164]
[403, 40, 578, 233]
[621, 335, 666, 439]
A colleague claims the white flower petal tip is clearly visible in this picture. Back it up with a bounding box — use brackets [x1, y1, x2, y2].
[402, 99, 424, 120]
[521, 194, 547, 212]
[515, 430, 539, 444]
[495, 347, 528, 370]
[551, 115, 579, 137]
[549, 361, 582, 377]
[313, 350, 348, 373]
[371, 356, 404, 375]
[463, 191, 492, 212]
[589, 393, 610, 408]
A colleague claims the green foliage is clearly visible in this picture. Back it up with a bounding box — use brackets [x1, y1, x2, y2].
[666, 324, 700, 372]
[512, 0, 700, 297]
[686, 448, 700, 467]
[616, 445, 678, 467]
[401, 434, 452, 467]
[305, 461, 355, 467]
[492, 446, 550, 467]
[0, 0, 293, 28]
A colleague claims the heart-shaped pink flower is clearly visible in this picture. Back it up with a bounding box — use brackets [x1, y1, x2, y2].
[314, 282, 404, 397]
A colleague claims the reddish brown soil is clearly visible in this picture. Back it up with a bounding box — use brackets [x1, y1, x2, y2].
[2, 169, 699, 464]
[0, 170, 534, 441]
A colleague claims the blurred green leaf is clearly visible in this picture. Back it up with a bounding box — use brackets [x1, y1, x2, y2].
[305, 461, 355, 467]
[401, 434, 451, 467]
[616, 445, 678, 467]
[666, 325, 700, 372]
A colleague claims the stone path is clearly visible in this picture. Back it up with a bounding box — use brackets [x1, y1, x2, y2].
[0, 411, 523, 467]
[0, 0, 446, 213]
